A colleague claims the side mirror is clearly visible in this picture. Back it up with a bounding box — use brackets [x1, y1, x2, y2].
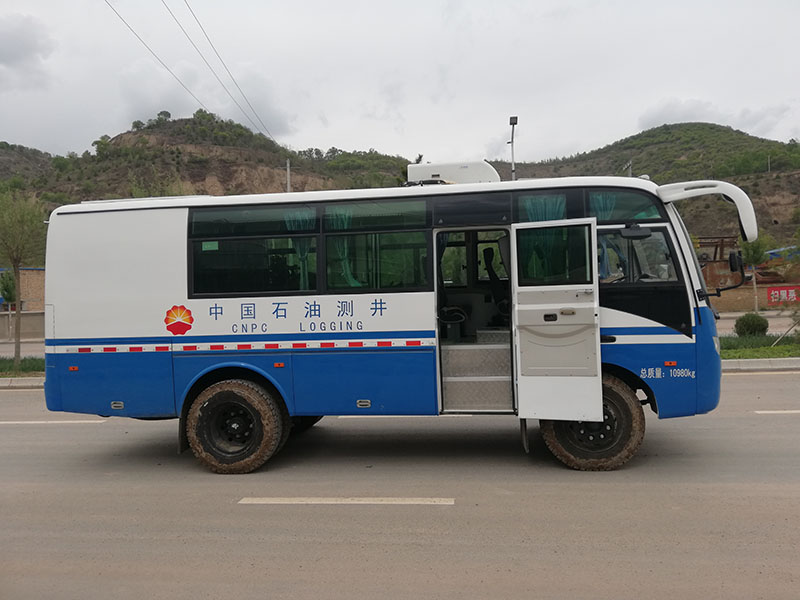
[701, 250, 746, 300]
[728, 250, 743, 273]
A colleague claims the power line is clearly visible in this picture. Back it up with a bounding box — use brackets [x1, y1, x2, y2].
[159, 0, 268, 138]
[183, 0, 276, 142]
[103, 0, 208, 111]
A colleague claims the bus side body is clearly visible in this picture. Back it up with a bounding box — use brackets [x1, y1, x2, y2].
[44, 204, 439, 420]
[45, 180, 729, 424]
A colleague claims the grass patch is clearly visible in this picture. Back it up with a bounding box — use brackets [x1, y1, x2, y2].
[0, 356, 45, 377]
[720, 334, 799, 350]
[721, 345, 800, 360]
[720, 334, 800, 359]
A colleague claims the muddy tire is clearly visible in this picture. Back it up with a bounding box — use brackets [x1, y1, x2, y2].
[291, 416, 323, 434]
[187, 379, 286, 474]
[540, 374, 645, 471]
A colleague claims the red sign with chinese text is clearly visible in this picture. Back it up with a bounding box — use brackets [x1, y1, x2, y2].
[767, 285, 800, 306]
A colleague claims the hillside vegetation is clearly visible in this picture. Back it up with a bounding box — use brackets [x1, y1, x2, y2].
[1, 116, 799, 248]
[0, 110, 409, 211]
[492, 123, 800, 243]
[496, 123, 800, 182]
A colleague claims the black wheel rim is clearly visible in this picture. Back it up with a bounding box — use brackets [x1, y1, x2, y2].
[552, 391, 630, 459]
[559, 400, 621, 453]
[203, 394, 260, 459]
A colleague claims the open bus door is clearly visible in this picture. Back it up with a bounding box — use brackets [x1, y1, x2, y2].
[511, 218, 602, 421]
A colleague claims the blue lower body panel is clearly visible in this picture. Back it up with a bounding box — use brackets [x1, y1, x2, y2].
[599, 307, 721, 419]
[47, 346, 438, 419]
[292, 349, 438, 415]
[695, 307, 721, 414]
[45, 352, 176, 418]
[601, 341, 697, 418]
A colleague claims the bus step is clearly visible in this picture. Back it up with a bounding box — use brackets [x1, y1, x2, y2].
[441, 344, 511, 377]
[442, 376, 513, 411]
[476, 328, 510, 344]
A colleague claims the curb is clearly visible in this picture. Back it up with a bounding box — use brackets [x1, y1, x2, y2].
[720, 357, 800, 372]
[3, 357, 800, 390]
[0, 377, 45, 390]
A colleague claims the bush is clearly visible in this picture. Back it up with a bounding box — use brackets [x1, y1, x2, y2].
[734, 312, 769, 337]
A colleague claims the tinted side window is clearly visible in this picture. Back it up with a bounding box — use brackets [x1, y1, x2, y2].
[324, 200, 426, 231]
[517, 224, 592, 286]
[326, 231, 428, 290]
[190, 205, 317, 237]
[438, 232, 467, 287]
[597, 227, 691, 335]
[433, 192, 511, 226]
[598, 230, 679, 284]
[192, 236, 317, 295]
[586, 189, 662, 222]
[516, 192, 567, 223]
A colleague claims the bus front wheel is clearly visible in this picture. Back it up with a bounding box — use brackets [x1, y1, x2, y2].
[539, 374, 645, 471]
[187, 379, 286, 474]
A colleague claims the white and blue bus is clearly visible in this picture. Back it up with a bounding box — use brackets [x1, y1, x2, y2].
[44, 165, 757, 473]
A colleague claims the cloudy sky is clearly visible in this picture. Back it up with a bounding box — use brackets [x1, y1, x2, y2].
[1, 0, 798, 164]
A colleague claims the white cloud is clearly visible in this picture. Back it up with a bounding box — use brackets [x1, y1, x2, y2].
[2, 1, 800, 161]
[0, 14, 55, 91]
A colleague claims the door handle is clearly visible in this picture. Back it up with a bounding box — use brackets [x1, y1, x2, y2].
[601, 335, 617, 343]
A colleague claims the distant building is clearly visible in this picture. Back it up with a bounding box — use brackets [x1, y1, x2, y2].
[0, 267, 45, 312]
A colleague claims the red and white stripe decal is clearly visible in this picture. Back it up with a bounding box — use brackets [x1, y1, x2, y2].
[47, 339, 434, 354]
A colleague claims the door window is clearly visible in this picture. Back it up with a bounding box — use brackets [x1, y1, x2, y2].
[517, 224, 592, 286]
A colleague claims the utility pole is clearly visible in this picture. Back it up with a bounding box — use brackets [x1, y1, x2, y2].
[622, 159, 632, 177]
[508, 116, 518, 181]
[286, 159, 291, 192]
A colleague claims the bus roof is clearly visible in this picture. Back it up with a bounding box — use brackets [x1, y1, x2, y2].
[53, 176, 662, 215]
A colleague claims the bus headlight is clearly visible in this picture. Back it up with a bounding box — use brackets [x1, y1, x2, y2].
[713, 335, 720, 355]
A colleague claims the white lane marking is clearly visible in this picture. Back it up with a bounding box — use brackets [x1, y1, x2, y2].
[724, 371, 800, 376]
[0, 420, 106, 425]
[337, 414, 472, 419]
[239, 497, 455, 506]
[754, 410, 800, 415]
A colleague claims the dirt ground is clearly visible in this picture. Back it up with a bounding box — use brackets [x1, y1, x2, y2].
[709, 281, 799, 312]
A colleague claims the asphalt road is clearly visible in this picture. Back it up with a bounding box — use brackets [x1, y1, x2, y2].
[1, 372, 799, 600]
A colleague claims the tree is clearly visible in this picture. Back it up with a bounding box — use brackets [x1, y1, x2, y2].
[740, 234, 776, 313]
[92, 135, 111, 159]
[0, 269, 14, 306]
[157, 110, 171, 122]
[131, 120, 145, 131]
[0, 193, 46, 368]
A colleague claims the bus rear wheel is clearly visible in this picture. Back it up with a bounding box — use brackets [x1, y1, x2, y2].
[187, 379, 286, 474]
[539, 374, 645, 471]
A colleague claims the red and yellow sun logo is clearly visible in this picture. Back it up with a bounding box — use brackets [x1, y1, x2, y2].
[165, 305, 194, 335]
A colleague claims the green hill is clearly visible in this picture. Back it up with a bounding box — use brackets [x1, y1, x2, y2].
[491, 123, 800, 243]
[0, 110, 409, 210]
[493, 123, 800, 182]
